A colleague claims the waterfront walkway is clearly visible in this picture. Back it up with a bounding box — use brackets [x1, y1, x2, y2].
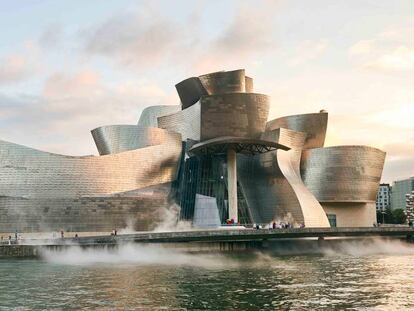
[56, 226, 414, 245]
[2, 227, 414, 257]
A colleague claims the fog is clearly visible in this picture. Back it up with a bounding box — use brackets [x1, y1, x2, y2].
[40, 238, 414, 268]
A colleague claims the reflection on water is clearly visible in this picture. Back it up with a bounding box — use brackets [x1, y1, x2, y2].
[0, 239, 414, 310]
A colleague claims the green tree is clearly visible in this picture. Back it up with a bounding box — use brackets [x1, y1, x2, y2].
[377, 207, 394, 224]
[392, 208, 407, 224]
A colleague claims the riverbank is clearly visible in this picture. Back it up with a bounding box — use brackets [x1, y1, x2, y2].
[1, 226, 414, 258]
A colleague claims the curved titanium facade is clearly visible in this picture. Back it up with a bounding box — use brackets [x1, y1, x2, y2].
[175, 69, 254, 110]
[0, 183, 174, 232]
[300, 146, 386, 202]
[198, 69, 247, 95]
[0, 68, 386, 231]
[245, 76, 254, 93]
[137, 105, 180, 128]
[175, 77, 208, 109]
[0, 138, 182, 198]
[266, 112, 328, 149]
[200, 93, 269, 141]
[91, 125, 181, 155]
[237, 128, 330, 227]
[157, 102, 201, 141]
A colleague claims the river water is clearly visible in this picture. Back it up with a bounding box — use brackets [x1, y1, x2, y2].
[0, 238, 414, 310]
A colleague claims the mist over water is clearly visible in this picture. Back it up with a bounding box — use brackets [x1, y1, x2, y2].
[39, 238, 414, 267]
[41, 244, 237, 269]
[2, 238, 414, 310]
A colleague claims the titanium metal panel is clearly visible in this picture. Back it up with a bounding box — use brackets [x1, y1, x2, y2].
[137, 105, 180, 127]
[0, 137, 182, 198]
[245, 76, 254, 92]
[175, 77, 208, 109]
[266, 112, 328, 149]
[157, 102, 201, 141]
[300, 146, 386, 202]
[198, 69, 246, 94]
[200, 93, 269, 141]
[237, 128, 330, 227]
[0, 183, 173, 233]
[91, 125, 181, 155]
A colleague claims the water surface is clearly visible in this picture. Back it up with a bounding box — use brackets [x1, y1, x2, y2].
[0, 239, 413, 310]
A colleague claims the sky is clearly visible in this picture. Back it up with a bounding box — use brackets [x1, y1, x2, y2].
[0, 0, 413, 183]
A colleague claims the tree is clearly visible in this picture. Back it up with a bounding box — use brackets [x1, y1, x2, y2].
[392, 208, 407, 224]
[376, 207, 394, 224]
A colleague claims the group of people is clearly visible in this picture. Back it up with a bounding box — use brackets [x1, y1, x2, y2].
[253, 221, 305, 230]
[225, 219, 238, 225]
[0, 231, 22, 245]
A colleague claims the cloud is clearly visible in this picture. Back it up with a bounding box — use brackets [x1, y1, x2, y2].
[288, 39, 328, 66]
[38, 23, 64, 48]
[83, 6, 190, 68]
[82, 1, 279, 73]
[0, 70, 173, 156]
[211, 4, 276, 56]
[43, 70, 101, 99]
[349, 40, 373, 56]
[349, 23, 414, 72]
[366, 46, 414, 71]
[0, 53, 35, 84]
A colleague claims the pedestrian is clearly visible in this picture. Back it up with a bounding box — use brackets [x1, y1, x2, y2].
[14, 230, 18, 241]
[114, 229, 117, 236]
[272, 221, 276, 229]
[60, 230, 64, 238]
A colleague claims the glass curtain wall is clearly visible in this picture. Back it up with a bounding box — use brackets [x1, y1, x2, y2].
[178, 154, 251, 225]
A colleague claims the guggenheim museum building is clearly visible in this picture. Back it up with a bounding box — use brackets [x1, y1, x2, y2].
[0, 69, 386, 233]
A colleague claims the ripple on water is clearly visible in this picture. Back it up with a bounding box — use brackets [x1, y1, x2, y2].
[0, 242, 414, 310]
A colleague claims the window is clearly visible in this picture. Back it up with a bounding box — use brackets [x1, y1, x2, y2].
[327, 214, 337, 227]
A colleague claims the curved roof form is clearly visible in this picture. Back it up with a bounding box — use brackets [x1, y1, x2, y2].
[175, 77, 208, 109]
[188, 136, 290, 156]
[0, 138, 182, 198]
[137, 105, 180, 128]
[300, 145, 386, 202]
[266, 112, 328, 149]
[91, 125, 181, 155]
[158, 102, 201, 141]
[174, 69, 254, 109]
[200, 93, 269, 141]
[198, 69, 247, 95]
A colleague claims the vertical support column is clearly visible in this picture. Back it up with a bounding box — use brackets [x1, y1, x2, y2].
[227, 148, 238, 223]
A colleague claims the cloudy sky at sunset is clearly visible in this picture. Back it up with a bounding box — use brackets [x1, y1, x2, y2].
[0, 0, 413, 183]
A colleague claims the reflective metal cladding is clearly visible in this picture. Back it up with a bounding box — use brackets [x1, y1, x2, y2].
[137, 105, 180, 128]
[0, 138, 181, 198]
[200, 93, 269, 141]
[300, 145, 386, 202]
[0, 68, 387, 232]
[91, 125, 181, 155]
[238, 128, 331, 227]
[266, 112, 328, 149]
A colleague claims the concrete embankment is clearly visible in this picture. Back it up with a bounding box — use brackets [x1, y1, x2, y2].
[1, 227, 414, 258]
